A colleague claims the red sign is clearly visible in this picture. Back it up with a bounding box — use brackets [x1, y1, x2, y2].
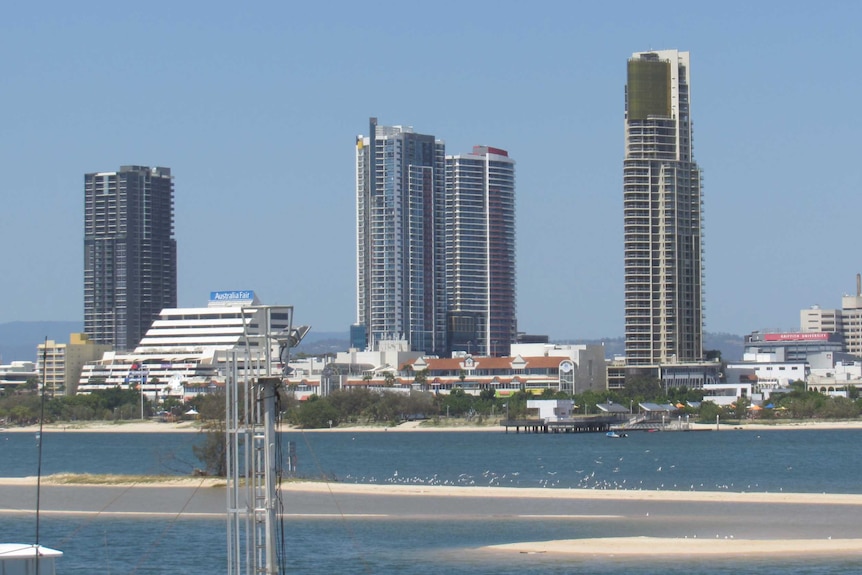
[763, 332, 829, 342]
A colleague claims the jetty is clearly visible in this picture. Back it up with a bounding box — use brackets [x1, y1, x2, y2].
[502, 416, 618, 434]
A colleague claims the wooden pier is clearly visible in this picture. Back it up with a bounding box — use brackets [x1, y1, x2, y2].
[502, 416, 619, 434]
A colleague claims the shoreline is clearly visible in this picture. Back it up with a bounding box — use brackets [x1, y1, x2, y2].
[4, 476, 862, 506]
[3, 418, 862, 434]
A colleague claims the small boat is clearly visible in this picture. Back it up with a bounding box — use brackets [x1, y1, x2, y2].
[606, 431, 627, 438]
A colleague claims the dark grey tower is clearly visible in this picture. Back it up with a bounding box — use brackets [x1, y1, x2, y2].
[84, 165, 176, 351]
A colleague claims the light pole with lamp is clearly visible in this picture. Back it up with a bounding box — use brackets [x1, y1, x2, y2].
[503, 401, 509, 433]
[140, 369, 148, 420]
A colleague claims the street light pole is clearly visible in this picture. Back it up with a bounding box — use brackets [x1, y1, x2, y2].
[503, 402, 509, 434]
[137, 369, 148, 420]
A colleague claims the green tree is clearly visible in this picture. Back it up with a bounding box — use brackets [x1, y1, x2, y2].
[574, 390, 609, 415]
[622, 376, 662, 401]
[383, 371, 396, 387]
[816, 396, 860, 419]
[327, 388, 375, 423]
[192, 423, 226, 476]
[439, 387, 474, 417]
[292, 395, 339, 429]
[191, 390, 227, 476]
[697, 401, 723, 424]
[413, 369, 427, 390]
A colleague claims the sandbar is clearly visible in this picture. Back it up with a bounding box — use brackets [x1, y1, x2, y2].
[484, 535, 862, 556]
[4, 477, 862, 507]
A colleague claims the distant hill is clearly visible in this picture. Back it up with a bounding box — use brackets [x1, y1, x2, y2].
[0, 321, 83, 363]
[555, 332, 744, 362]
[0, 322, 745, 364]
[293, 331, 350, 356]
[703, 332, 745, 362]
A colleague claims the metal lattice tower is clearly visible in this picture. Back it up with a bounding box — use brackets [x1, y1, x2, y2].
[226, 305, 309, 575]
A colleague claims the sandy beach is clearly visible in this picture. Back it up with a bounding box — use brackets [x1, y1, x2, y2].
[3, 478, 862, 557]
[484, 536, 862, 557]
[5, 418, 862, 434]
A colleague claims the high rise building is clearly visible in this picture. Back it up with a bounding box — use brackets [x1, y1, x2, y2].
[84, 165, 177, 352]
[355, 119, 447, 355]
[445, 146, 517, 357]
[623, 50, 704, 365]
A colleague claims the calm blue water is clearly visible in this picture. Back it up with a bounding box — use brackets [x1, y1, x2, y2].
[3, 428, 862, 493]
[3, 428, 862, 574]
[11, 515, 862, 575]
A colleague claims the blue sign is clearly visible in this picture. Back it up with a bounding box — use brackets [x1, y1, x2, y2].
[209, 290, 255, 303]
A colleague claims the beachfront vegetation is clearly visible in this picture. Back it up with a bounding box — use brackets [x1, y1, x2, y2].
[0, 388, 154, 425]
[2, 379, 861, 433]
[281, 380, 862, 429]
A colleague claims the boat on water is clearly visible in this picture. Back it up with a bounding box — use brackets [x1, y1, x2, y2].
[606, 431, 628, 438]
[0, 544, 62, 575]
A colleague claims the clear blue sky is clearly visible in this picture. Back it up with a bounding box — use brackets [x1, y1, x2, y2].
[2, 1, 860, 339]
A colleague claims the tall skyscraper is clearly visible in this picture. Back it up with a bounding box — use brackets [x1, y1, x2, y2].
[623, 50, 704, 365]
[356, 119, 447, 355]
[445, 146, 517, 357]
[84, 165, 177, 352]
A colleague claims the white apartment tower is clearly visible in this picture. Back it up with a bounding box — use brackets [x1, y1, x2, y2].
[445, 146, 517, 357]
[624, 50, 704, 365]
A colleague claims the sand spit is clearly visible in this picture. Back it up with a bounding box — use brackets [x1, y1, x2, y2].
[484, 535, 862, 557]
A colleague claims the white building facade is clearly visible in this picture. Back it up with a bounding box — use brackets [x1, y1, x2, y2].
[445, 146, 516, 357]
[78, 291, 296, 401]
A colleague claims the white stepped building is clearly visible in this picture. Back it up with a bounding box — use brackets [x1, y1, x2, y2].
[77, 291, 295, 400]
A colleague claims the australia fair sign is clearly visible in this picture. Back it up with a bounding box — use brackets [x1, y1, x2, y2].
[209, 290, 255, 306]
